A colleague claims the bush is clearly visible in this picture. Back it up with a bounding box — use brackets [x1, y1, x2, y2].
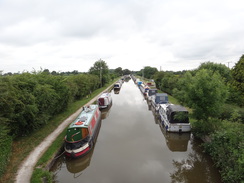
[191, 118, 223, 138]
[204, 122, 244, 183]
[0, 117, 12, 177]
[0, 72, 100, 137]
[220, 104, 244, 124]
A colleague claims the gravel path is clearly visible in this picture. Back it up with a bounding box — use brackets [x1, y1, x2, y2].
[15, 86, 113, 183]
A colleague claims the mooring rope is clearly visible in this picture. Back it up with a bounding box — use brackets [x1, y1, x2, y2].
[53, 150, 66, 160]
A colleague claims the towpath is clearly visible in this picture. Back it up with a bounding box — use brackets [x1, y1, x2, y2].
[15, 85, 113, 183]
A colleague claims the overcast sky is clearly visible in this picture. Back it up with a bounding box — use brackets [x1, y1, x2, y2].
[0, 0, 243, 74]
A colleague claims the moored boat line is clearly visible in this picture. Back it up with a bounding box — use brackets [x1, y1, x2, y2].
[131, 74, 191, 133]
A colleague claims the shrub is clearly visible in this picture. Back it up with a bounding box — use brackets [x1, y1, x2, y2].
[0, 118, 12, 177]
[204, 122, 244, 183]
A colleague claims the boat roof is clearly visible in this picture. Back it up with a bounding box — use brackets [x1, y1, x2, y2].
[99, 92, 110, 98]
[156, 93, 168, 97]
[68, 105, 98, 129]
[167, 104, 188, 112]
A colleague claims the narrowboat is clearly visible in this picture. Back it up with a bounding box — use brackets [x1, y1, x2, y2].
[151, 93, 168, 113]
[159, 104, 191, 133]
[64, 105, 101, 158]
[114, 81, 122, 89]
[137, 81, 143, 86]
[97, 92, 112, 109]
[139, 83, 150, 97]
[143, 86, 150, 97]
[139, 83, 145, 93]
[147, 89, 157, 102]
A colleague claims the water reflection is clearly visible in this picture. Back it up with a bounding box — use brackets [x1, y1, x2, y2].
[170, 137, 222, 183]
[113, 88, 120, 94]
[66, 149, 94, 176]
[100, 103, 112, 120]
[159, 124, 191, 152]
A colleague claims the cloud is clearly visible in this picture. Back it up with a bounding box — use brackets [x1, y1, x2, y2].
[0, 0, 244, 73]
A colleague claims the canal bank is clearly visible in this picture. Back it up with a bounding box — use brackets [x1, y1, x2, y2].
[15, 83, 115, 183]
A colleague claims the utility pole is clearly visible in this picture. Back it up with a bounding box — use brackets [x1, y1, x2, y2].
[227, 61, 232, 68]
[99, 59, 102, 87]
[142, 66, 144, 80]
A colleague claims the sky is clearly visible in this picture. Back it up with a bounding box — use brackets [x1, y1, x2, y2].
[0, 0, 244, 74]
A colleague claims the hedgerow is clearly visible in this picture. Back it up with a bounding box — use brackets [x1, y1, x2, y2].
[0, 72, 100, 178]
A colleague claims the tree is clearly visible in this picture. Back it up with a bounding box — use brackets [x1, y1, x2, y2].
[154, 71, 165, 89]
[175, 69, 228, 121]
[122, 69, 131, 75]
[231, 55, 244, 106]
[197, 61, 232, 82]
[142, 66, 158, 79]
[160, 72, 178, 94]
[89, 59, 110, 87]
[114, 67, 123, 76]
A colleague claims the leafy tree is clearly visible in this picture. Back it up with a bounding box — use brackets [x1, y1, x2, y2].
[122, 69, 131, 75]
[51, 71, 57, 75]
[89, 59, 110, 87]
[154, 71, 165, 89]
[43, 69, 50, 74]
[142, 66, 158, 79]
[114, 67, 123, 76]
[174, 69, 228, 121]
[197, 61, 232, 82]
[231, 55, 244, 106]
[160, 72, 178, 94]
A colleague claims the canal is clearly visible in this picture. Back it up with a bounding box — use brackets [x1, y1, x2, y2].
[50, 78, 222, 183]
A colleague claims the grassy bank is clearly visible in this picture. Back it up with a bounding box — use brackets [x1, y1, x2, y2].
[1, 82, 115, 183]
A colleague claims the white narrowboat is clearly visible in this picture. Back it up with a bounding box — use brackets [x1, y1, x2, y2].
[159, 104, 191, 133]
[97, 92, 112, 109]
[114, 82, 120, 89]
[147, 89, 157, 102]
[114, 80, 122, 89]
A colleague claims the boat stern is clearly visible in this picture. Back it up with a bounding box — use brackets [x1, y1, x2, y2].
[166, 123, 191, 133]
[65, 142, 91, 158]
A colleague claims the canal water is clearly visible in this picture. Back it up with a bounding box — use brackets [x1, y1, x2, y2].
[50, 78, 222, 183]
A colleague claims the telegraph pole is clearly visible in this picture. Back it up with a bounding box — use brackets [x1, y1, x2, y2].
[99, 59, 102, 87]
[227, 61, 232, 68]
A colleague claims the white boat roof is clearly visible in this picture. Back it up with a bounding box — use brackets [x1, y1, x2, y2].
[99, 92, 110, 98]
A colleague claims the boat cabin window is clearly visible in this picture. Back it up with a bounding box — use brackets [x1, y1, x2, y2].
[168, 111, 189, 123]
[81, 128, 89, 138]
